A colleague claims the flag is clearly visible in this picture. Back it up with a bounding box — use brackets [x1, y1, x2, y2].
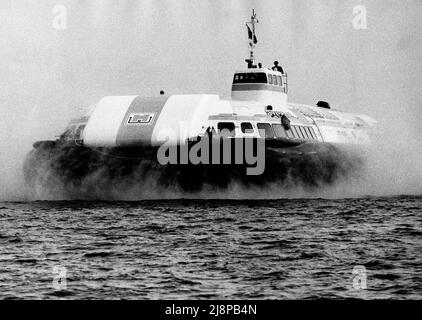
[247, 25, 257, 45]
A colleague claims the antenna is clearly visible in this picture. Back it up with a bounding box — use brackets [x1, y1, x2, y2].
[245, 9, 259, 68]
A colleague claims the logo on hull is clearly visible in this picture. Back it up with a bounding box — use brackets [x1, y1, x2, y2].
[127, 113, 155, 125]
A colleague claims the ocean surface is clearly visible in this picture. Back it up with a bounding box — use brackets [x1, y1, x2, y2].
[0, 196, 421, 300]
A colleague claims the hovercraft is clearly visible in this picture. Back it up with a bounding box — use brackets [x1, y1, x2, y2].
[24, 11, 376, 197]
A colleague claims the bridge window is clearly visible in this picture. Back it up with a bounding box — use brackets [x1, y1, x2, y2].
[272, 124, 287, 138]
[241, 122, 254, 134]
[218, 122, 236, 137]
[277, 76, 282, 86]
[257, 123, 274, 138]
[233, 72, 268, 84]
[268, 74, 273, 84]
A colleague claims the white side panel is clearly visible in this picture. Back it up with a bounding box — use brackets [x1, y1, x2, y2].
[83, 96, 137, 147]
[231, 90, 288, 107]
[317, 125, 371, 145]
[151, 95, 226, 145]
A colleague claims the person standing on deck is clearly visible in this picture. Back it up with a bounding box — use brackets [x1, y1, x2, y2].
[272, 61, 284, 74]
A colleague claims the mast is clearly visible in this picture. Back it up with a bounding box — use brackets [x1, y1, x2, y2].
[245, 9, 259, 68]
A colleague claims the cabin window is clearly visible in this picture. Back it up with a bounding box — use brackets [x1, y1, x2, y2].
[241, 122, 254, 134]
[75, 125, 85, 140]
[286, 129, 294, 139]
[60, 125, 76, 140]
[303, 127, 312, 139]
[299, 126, 308, 139]
[290, 126, 297, 138]
[272, 124, 287, 138]
[218, 122, 236, 137]
[257, 123, 274, 138]
[308, 127, 317, 140]
[292, 126, 302, 139]
[296, 126, 305, 139]
[305, 127, 313, 139]
[277, 76, 282, 86]
[268, 74, 273, 84]
[233, 72, 268, 84]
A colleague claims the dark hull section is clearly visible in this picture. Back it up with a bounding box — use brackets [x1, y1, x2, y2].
[24, 140, 364, 199]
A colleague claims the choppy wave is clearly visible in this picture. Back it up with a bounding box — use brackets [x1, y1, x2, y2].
[0, 196, 420, 299]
